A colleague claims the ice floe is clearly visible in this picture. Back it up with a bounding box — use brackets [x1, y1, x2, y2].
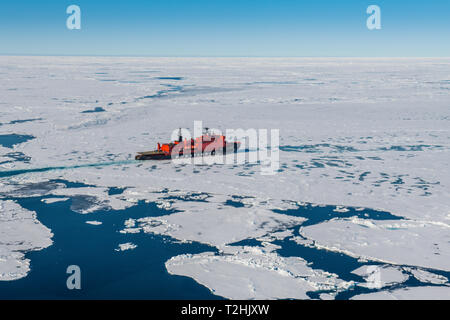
[115, 243, 137, 252]
[0, 200, 53, 281]
[352, 286, 450, 300]
[166, 246, 353, 300]
[351, 265, 408, 289]
[405, 267, 448, 285]
[86, 220, 102, 226]
[120, 203, 305, 248]
[301, 218, 450, 271]
[41, 197, 69, 204]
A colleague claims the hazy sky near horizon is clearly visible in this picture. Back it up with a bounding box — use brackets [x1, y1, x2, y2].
[0, 0, 449, 57]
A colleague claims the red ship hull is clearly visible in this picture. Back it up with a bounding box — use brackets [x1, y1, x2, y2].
[136, 133, 241, 160]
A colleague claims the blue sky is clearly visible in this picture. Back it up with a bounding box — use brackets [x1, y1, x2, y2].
[0, 0, 449, 56]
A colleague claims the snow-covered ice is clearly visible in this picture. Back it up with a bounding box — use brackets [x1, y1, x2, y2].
[0, 200, 53, 281]
[41, 197, 69, 204]
[301, 218, 450, 271]
[166, 246, 353, 300]
[352, 286, 450, 300]
[115, 243, 137, 252]
[405, 267, 449, 285]
[351, 265, 408, 289]
[86, 220, 102, 226]
[120, 197, 306, 248]
[1, 57, 449, 298]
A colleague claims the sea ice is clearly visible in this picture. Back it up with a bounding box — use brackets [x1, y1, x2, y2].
[166, 246, 352, 300]
[0, 200, 53, 281]
[301, 218, 450, 271]
[351, 265, 408, 288]
[1, 57, 449, 299]
[115, 243, 137, 252]
[120, 199, 306, 248]
[352, 286, 450, 300]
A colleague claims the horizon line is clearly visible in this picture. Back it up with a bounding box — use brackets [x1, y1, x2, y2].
[1, 54, 450, 59]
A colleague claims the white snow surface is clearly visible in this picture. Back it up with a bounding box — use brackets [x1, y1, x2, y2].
[0, 200, 53, 281]
[41, 197, 69, 204]
[352, 286, 450, 300]
[120, 197, 306, 248]
[115, 243, 137, 252]
[166, 246, 353, 300]
[405, 267, 449, 285]
[301, 218, 450, 271]
[1, 57, 449, 298]
[86, 220, 102, 226]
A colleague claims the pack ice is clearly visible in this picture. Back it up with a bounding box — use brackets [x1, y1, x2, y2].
[0, 57, 449, 299]
[0, 200, 53, 281]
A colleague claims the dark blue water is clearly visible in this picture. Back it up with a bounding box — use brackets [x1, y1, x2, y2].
[378, 145, 443, 152]
[273, 234, 450, 300]
[81, 107, 105, 114]
[0, 152, 31, 165]
[2, 178, 448, 299]
[229, 233, 388, 299]
[108, 187, 126, 196]
[137, 85, 184, 100]
[224, 199, 246, 208]
[224, 195, 251, 208]
[226, 201, 450, 299]
[0, 195, 221, 300]
[0, 134, 35, 148]
[7, 118, 42, 125]
[273, 203, 403, 227]
[228, 203, 400, 288]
